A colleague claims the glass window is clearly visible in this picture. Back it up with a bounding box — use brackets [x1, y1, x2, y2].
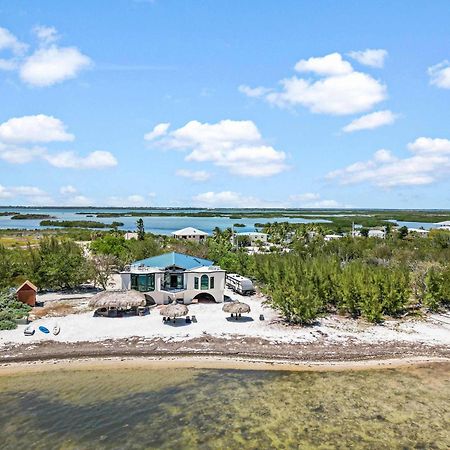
[194, 277, 199, 289]
[210, 276, 215, 289]
[201, 274, 209, 290]
[132, 273, 155, 292]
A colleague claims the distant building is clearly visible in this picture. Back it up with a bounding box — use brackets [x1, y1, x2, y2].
[120, 252, 224, 305]
[172, 227, 209, 243]
[124, 232, 138, 240]
[16, 280, 37, 307]
[368, 229, 386, 239]
[236, 232, 268, 246]
[435, 221, 450, 231]
[409, 228, 429, 236]
[324, 234, 343, 241]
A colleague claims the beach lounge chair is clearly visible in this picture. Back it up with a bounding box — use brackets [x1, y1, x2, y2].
[185, 316, 191, 324]
[259, 314, 265, 321]
[191, 315, 197, 323]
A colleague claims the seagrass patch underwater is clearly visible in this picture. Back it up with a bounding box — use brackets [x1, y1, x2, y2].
[0, 363, 449, 449]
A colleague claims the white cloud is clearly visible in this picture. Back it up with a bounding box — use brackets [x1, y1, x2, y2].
[44, 150, 118, 169]
[66, 195, 92, 206]
[33, 25, 59, 45]
[342, 110, 397, 132]
[176, 169, 211, 182]
[192, 191, 275, 208]
[20, 45, 91, 87]
[60, 185, 77, 195]
[0, 58, 17, 70]
[144, 122, 170, 141]
[238, 85, 272, 97]
[289, 193, 343, 208]
[0, 114, 74, 143]
[348, 49, 388, 68]
[240, 53, 387, 115]
[106, 194, 153, 207]
[294, 52, 353, 76]
[147, 119, 288, 177]
[0, 144, 45, 164]
[0, 184, 48, 203]
[428, 61, 450, 89]
[0, 26, 27, 54]
[327, 137, 450, 187]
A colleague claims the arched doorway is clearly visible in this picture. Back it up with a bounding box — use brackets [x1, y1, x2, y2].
[144, 294, 156, 306]
[193, 292, 216, 303]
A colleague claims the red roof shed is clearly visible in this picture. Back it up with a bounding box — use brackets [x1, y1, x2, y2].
[16, 280, 38, 307]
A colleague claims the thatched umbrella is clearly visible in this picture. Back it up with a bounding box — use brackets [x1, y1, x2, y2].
[89, 290, 146, 309]
[222, 301, 251, 319]
[160, 303, 188, 319]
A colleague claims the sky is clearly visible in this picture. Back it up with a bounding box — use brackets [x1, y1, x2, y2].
[0, 0, 449, 209]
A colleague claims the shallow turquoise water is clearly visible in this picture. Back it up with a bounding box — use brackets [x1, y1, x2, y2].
[0, 364, 449, 449]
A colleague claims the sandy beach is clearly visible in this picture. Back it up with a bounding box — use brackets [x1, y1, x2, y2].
[1, 289, 449, 370]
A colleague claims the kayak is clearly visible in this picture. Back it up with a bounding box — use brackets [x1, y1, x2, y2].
[53, 324, 60, 335]
[39, 326, 50, 334]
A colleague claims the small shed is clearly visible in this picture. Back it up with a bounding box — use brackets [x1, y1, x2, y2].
[16, 280, 38, 307]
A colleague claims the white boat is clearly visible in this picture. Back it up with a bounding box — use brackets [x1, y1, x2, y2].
[52, 323, 60, 335]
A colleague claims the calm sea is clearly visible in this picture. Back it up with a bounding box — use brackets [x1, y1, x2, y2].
[0, 364, 449, 449]
[0, 207, 328, 234]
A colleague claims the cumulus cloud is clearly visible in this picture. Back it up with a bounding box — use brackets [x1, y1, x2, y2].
[33, 25, 59, 45]
[146, 119, 288, 177]
[20, 45, 91, 87]
[0, 26, 27, 55]
[0, 184, 52, 206]
[348, 49, 388, 68]
[0, 114, 117, 169]
[342, 110, 398, 132]
[175, 169, 211, 182]
[327, 137, 450, 187]
[144, 122, 170, 141]
[60, 185, 77, 195]
[0, 25, 90, 86]
[289, 192, 343, 208]
[238, 85, 272, 97]
[107, 193, 154, 207]
[192, 191, 276, 208]
[428, 61, 450, 89]
[0, 114, 74, 143]
[240, 52, 387, 115]
[44, 150, 117, 169]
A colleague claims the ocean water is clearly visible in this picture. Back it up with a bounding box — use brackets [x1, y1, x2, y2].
[0, 207, 328, 234]
[0, 363, 449, 449]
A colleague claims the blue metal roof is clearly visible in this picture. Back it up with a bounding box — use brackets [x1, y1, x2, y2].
[131, 252, 213, 270]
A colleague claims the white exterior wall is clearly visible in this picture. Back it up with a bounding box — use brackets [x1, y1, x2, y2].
[174, 234, 206, 243]
[120, 269, 225, 305]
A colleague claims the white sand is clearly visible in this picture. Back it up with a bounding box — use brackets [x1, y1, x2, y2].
[1, 289, 450, 348]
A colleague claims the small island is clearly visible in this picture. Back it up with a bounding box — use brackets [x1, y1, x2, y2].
[39, 220, 124, 229]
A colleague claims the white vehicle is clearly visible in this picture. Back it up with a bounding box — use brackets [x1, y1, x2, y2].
[226, 273, 255, 296]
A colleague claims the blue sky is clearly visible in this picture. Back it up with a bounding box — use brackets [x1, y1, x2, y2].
[0, 0, 449, 208]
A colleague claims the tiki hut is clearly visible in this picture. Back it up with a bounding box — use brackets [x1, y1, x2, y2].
[89, 290, 146, 315]
[160, 303, 189, 320]
[16, 280, 38, 307]
[222, 301, 251, 319]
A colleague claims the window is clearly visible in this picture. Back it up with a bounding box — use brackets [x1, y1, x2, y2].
[194, 277, 199, 289]
[131, 273, 155, 292]
[210, 276, 215, 289]
[201, 274, 209, 290]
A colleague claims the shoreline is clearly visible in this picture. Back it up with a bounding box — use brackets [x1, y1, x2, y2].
[1, 354, 449, 376]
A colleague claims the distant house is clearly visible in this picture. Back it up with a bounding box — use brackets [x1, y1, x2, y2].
[236, 232, 268, 246]
[120, 252, 224, 304]
[368, 229, 386, 239]
[409, 228, 429, 237]
[16, 280, 37, 307]
[172, 227, 209, 242]
[124, 232, 138, 240]
[435, 221, 450, 231]
[324, 234, 343, 241]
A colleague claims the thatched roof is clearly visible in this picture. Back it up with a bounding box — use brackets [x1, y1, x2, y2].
[89, 290, 146, 309]
[222, 301, 251, 314]
[160, 303, 189, 318]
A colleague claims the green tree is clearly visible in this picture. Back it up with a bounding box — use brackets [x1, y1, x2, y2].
[136, 218, 145, 240]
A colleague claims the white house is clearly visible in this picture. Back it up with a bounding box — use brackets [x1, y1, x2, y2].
[120, 252, 224, 305]
[368, 229, 386, 238]
[324, 234, 343, 241]
[435, 220, 450, 231]
[172, 227, 209, 243]
[124, 232, 138, 240]
[236, 231, 268, 246]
